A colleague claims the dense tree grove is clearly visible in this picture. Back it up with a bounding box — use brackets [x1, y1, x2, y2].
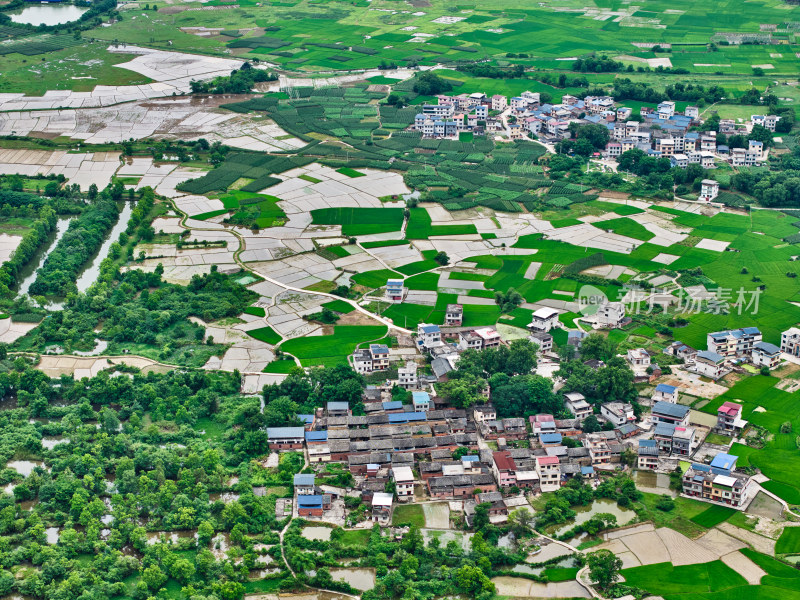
[23, 267, 258, 365]
[411, 73, 453, 96]
[28, 193, 121, 297]
[0, 359, 297, 600]
[189, 63, 278, 94]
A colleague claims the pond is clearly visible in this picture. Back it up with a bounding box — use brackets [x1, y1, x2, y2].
[41, 437, 68, 450]
[45, 527, 60, 544]
[7, 460, 47, 477]
[633, 470, 676, 496]
[528, 541, 574, 563]
[547, 498, 636, 537]
[209, 491, 240, 503]
[421, 529, 473, 551]
[74, 201, 134, 293]
[328, 568, 376, 591]
[9, 4, 87, 26]
[301, 526, 333, 541]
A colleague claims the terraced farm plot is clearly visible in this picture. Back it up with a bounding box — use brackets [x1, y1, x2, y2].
[280, 325, 387, 366]
[311, 207, 404, 236]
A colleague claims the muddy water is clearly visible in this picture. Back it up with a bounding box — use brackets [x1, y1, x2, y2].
[547, 499, 636, 537]
[10, 4, 87, 25]
[41, 437, 68, 450]
[7, 460, 47, 476]
[329, 568, 376, 591]
[301, 526, 333, 541]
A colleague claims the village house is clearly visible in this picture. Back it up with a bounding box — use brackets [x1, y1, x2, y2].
[781, 327, 800, 356]
[651, 400, 690, 427]
[663, 341, 697, 362]
[596, 301, 626, 328]
[412, 391, 432, 412]
[637, 439, 659, 470]
[717, 401, 747, 435]
[626, 348, 650, 367]
[540, 432, 563, 448]
[267, 427, 305, 450]
[353, 344, 390, 374]
[536, 456, 561, 492]
[327, 401, 350, 417]
[699, 179, 719, 202]
[398, 361, 418, 390]
[564, 392, 593, 421]
[584, 433, 611, 466]
[372, 492, 394, 524]
[294, 473, 316, 496]
[417, 323, 442, 350]
[600, 402, 635, 427]
[392, 466, 415, 501]
[652, 383, 679, 404]
[298, 494, 330, 517]
[473, 405, 497, 423]
[707, 327, 762, 358]
[692, 350, 727, 379]
[458, 327, 502, 351]
[491, 451, 518, 488]
[531, 414, 556, 436]
[529, 331, 553, 353]
[682, 453, 752, 508]
[752, 341, 781, 370]
[386, 279, 406, 303]
[528, 307, 560, 332]
[445, 303, 463, 326]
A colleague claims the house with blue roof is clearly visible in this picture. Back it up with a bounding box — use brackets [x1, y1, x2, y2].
[417, 323, 442, 349]
[297, 414, 315, 430]
[710, 453, 738, 475]
[707, 327, 762, 358]
[267, 427, 305, 450]
[297, 494, 330, 516]
[540, 432, 563, 447]
[388, 412, 427, 424]
[637, 439, 659, 470]
[683, 454, 753, 508]
[382, 400, 404, 413]
[693, 350, 727, 380]
[305, 430, 328, 444]
[652, 401, 690, 427]
[653, 383, 679, 403]
[412, 391, 431, 412]
[294, 473, 316, 495]
[752, 341, 781, 370]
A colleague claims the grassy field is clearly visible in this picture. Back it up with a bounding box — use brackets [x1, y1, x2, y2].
[690, 505, 736, 528]
[321, 299, 355, 313]
[279, 325, 387, 366]
[246, 326, 281, 345]
[311, 207, 404, 236]
[776, 528, 800, 555]
[392, 503, 425, 527]
[262, 360, 298, 374]
[621, 560, 748, 595]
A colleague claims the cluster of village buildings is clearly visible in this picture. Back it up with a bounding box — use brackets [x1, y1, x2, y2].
[412, 91, 775, 193]
[268, 297, 794, 524]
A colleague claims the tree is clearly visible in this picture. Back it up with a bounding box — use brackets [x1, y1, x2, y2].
[582, 414, 601, 433]
[142, 565, 167, 590]
[655, 494, 675, 511]
[781, 421, 793, 434]
[508, 508, 534, 536]
[579, 333, 616, 362]
[586, 549, 623, 590]
[437, 373, 487, 409]
[494, 288, 523, 313]
[434, 251, 450, 266]
[412, 72, 453, 95]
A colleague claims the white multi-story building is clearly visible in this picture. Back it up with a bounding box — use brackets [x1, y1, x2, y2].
[699, 179, 719, 202]
[781, 327, 800, 357]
